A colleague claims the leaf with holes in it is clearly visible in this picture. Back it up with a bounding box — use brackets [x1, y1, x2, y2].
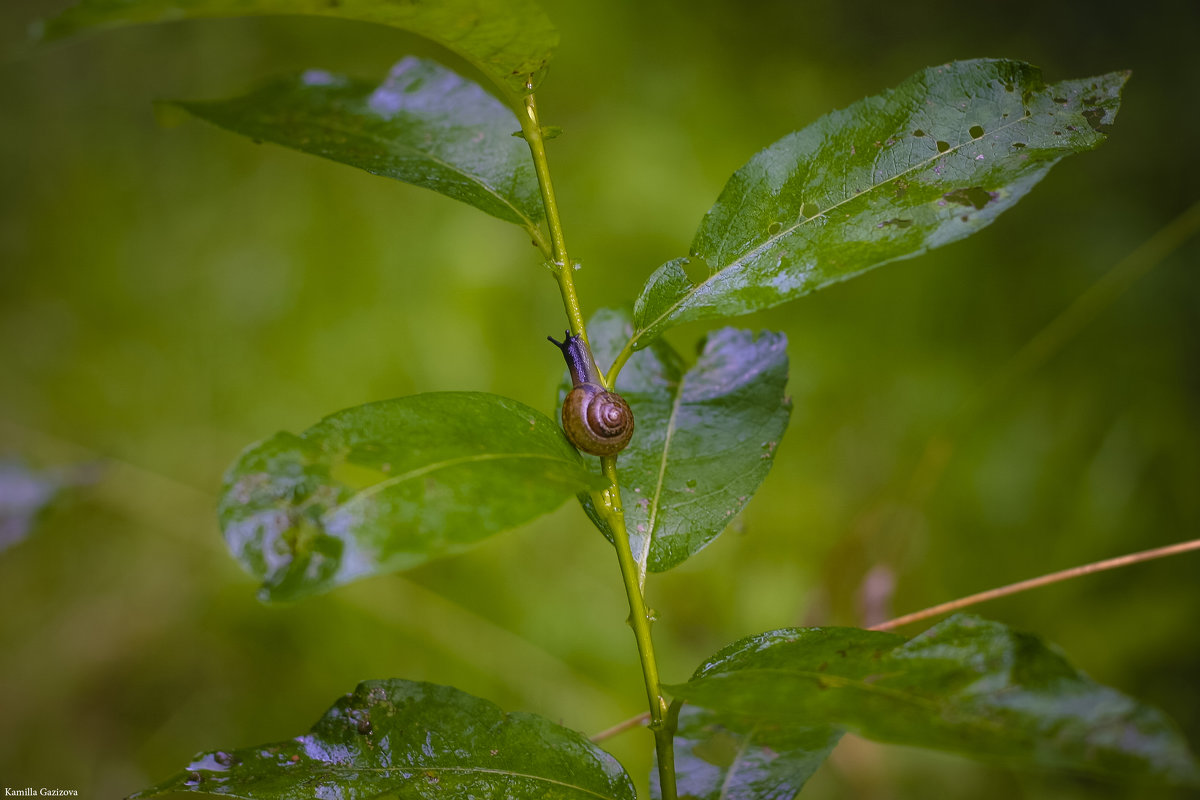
[169, 57, 544, 233]
[36, 0, 558, 96]
[219, 392, 608, 602]
[131, 679, 638, 799]
[565, 308, 790, 580]
[652, 705, 841, 800]
[630, 59, 1128, 348]
[668, 615, 1200, 786]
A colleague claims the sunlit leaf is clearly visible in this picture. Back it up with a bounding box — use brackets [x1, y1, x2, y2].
[567, 309, 790, 579]
[172, 57, 544, 231]
[132, 679, 637, 799]
[219, 392, 607, 602]
[668, 615, 1200, 785]
[37, 0, 559, 95]
[652, 705, 840, 800]
[632, 59, 1128, 347]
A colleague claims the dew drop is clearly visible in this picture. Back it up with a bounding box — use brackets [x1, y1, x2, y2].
[685, 478, 698, 488]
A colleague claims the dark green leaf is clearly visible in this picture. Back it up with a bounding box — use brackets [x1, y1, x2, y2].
[172, 57, 544, 231]
[668, 615, 1200, 785]
[132, 679, 637, 799]
[632, 60, 1128, 347]
[652, 705, 840, 800]
[568, 309, 790, 578]
[37, 0, 558, 96]
[219, 392, 607, 602]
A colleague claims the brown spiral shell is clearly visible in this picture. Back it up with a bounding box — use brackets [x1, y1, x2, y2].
[549, 331, 635, 456]
[562, 384, 634, 456]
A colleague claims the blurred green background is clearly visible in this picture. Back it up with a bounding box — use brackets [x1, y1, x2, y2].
[2, 0, 1198, 797]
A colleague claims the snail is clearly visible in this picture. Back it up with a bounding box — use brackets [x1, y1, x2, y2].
[548, 332, 634, 456]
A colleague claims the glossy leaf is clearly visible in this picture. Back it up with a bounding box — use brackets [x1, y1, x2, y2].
[37, 0, 558, 96]
[219, 392, 607, 602]
[632, 60, 1129, 347]
[133, 679, 637, 799]
[567, 309, 790, 579]
[668, 615, 1200, 785]
[172, 57, 544, 231]
[652, 705, 840, 800]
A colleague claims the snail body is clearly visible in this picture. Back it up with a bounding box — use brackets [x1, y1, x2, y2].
[549, 332, 634, 456]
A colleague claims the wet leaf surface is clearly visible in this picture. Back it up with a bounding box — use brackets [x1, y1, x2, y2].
[133, 679, 637, 799]
[568, 309, 790, 577]
[171, 57, 544, 232]
[37, 0, 559, 95]
[632, 59, 1128, 347]
[219, 392, 607, 602]
[668, 615, 1200, 785]
[652, 705, 840, 800]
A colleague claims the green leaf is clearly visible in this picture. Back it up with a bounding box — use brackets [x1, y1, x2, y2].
[568, 309, 791, 578]
[219, 392, 608, 602]
[132, 679, 637, 799]
[631, 60, 1129, 347]
[668, 615, 1200, 785]
[653, 705, 840, 800]
[37, 0, 559, 96]
[171, 57, 544, 232]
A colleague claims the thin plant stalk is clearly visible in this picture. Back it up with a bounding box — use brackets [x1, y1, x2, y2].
[520, 89, 679, 800]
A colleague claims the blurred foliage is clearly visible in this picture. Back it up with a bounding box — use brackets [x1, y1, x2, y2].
[1, 0, 1198, 798]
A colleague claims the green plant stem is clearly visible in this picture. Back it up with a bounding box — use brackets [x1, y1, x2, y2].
[520, 91, 588, 346]
[521, 88, 678, 799]
[606, 338, 636, 388]
[597, 455, 677, 800]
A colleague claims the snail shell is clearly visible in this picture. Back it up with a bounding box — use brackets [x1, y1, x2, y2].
[549, 332, 634, 456]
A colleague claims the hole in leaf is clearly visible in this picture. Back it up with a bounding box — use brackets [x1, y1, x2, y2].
[969, 124, 985, 139]
[801, 202, 819, 218]
[1082, 108, 1111, 132]
[943, 186, 996, 210]
[682, 256, 708, 285]
[936, 140, 951, 153]
[913, 129, 925, 137]
[767, 221, 782, 236]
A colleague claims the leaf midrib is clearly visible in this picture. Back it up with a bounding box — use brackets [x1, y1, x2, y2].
[641, 374, 688, 583]
[335, 452, 579, 511]
[632, 110, 1037, 346]
[683, 666, 1018, 740]
[346, 764, 625, 800]
[717, 722, 756, 800]
[186, 103, 542, 233]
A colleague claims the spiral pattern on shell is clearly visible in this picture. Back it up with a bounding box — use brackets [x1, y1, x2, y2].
[562, 385, 634, 456]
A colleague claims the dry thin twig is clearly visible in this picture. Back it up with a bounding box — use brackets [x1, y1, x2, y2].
[871, 538, 1200, 632]
[591, 711, 651, 742]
